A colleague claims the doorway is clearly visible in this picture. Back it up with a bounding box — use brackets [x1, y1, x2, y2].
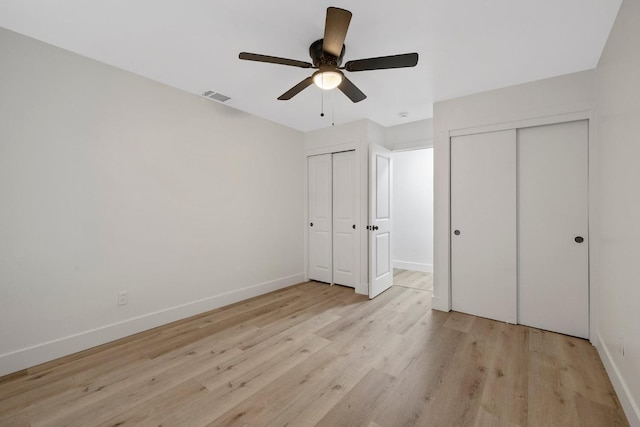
[391, 148, 434, 293]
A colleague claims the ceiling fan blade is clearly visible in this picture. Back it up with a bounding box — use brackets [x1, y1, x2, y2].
[323, 7, 352, 57]
[278, 76, 315, 100]
[338, 76, 366, 103]
[345, 53, 419, 72]
[239, 52, 313, 69]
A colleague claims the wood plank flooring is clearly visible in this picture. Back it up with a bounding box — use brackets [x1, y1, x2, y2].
[0, 281, 629, 426]
[393, 269, 433, 291]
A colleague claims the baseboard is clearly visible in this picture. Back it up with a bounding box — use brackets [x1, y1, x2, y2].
[392, 260, 433, 273]
[596, 331, 640, 426]
[0, 273, 305, 377]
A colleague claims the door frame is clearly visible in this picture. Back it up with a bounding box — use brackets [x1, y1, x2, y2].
[434, 109, 596, 340]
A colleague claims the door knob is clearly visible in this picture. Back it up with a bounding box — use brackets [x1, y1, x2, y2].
[352, 224, 356, 229]
[575, 236, 584, 243]
[373, 225, 379, 231]
[454, 230, 461, 235]
[310, 222, 313, 227]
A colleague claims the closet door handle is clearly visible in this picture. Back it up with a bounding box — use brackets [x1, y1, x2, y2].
[454, 230, 461, 235]
[372, 225, 379, 231]
[310, 222, 314, 227]
[574, 236, 584, 243]
[352, 225, 356, 229]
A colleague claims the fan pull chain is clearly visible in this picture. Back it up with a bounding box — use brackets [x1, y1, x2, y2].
[320, 75, 325, 117]
[332, 88, 335, 126]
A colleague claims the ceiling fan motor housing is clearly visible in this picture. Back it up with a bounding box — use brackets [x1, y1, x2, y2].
[309, 39, 345, 68]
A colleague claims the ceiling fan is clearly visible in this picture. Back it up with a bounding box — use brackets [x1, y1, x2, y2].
[239, 7, 419, 103]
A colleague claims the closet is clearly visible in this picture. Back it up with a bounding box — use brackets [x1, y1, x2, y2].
[308, 151, 357, 288]
[450, 120, 589, 338]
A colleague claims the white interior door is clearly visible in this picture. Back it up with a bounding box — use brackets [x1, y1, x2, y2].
[332, 151, 357, 288]
[308, 154, 332, 283]
[518, 120, 589, 338]
[369, 144, 393, 298]
[451, 130, 517, 323]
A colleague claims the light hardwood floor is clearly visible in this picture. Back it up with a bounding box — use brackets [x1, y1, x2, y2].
[393, 269, 433, 291]
[0, 282, 629, 426]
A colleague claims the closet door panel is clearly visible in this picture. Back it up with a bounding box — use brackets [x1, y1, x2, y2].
[518, 120, 589, 338]
[308, 154, 332, 283]
[451, 130, 517, 323]
[333, 151, 357, 288]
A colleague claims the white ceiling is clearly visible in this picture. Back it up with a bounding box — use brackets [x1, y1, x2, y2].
[0, 1, 621, 132]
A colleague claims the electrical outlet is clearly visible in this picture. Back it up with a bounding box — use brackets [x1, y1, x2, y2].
[117, 291, 128, 306]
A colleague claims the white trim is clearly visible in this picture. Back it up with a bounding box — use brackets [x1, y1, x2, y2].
[388, 139, 433, 151]
[587, 111, 598, 346]
[303, 156, 310, 283]
[356, 141, 368, 296]
[305, 141, 358, 157]
[392, 260, 433, 273]
[0, 273, 305, 377]
[449, 110, 591, 138]
[596, 332, 640, 427]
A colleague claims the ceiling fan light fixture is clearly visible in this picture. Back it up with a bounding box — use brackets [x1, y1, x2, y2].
[239, 7, 416, 103]
[312, 69, 343, 90]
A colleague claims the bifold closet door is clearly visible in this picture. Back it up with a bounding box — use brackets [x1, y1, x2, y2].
[518, 120, 589, 338]
[332, 151, 357, 288]
[308, 154, 332, 283]
[451, 130, 517, 323]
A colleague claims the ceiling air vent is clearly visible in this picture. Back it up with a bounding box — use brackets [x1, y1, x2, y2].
[201, 90, 231, 102]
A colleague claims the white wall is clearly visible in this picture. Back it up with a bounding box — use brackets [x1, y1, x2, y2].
[392, 149, 433, 272]
[384, 119, 433, 151]
[304, 120, 369, 152]
[595, 0, 640, 423]
[0, 28, 305, 376]
[432, 70, 596, 313]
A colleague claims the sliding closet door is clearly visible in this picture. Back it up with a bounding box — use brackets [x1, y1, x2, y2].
[332, 151, 357, 288]
[451, 130, 517, 323]
[308, 154, 332, 283]
[518, 120, 589, 338]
